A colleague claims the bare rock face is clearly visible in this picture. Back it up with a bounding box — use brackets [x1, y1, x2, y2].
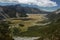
[47, 9, 60, 22]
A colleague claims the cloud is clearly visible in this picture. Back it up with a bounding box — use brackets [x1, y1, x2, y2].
[0, 0, 58, 7]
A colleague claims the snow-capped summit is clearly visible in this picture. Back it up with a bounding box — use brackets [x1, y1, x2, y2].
[0, 2, 18, 6]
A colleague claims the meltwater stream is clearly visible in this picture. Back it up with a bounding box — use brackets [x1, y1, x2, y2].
[14, 37, 40, 40]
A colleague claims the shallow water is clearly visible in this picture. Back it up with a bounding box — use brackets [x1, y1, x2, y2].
[14, 37, 40, 40]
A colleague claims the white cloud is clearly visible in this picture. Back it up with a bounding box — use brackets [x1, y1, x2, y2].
[0, 0, 58, 7]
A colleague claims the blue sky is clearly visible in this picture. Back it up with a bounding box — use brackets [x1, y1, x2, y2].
[40, 0, 60, 12]
[52, 0, 60, 9]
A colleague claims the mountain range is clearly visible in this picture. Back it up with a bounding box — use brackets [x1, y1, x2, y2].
[0, 3, 52, 19]
[0, 2, 52, 14]
[0, 2, 60, 21]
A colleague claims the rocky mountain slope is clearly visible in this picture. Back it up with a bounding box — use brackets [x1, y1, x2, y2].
[47, 9, 60, 22]
[0, 4, 51, 19]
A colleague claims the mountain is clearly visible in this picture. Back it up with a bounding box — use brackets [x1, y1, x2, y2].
[0, 2, 51, 14]
[0, 2, 18, 6]
[47, 9, 60, 22]
[0, 3, 51, 19]
[0, 2, 41, 8]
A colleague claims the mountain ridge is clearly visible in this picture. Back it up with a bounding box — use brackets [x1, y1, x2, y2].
[0, 3, 51, 19]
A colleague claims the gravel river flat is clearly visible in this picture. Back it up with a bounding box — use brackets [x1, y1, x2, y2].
[14, 37, 40, 40]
